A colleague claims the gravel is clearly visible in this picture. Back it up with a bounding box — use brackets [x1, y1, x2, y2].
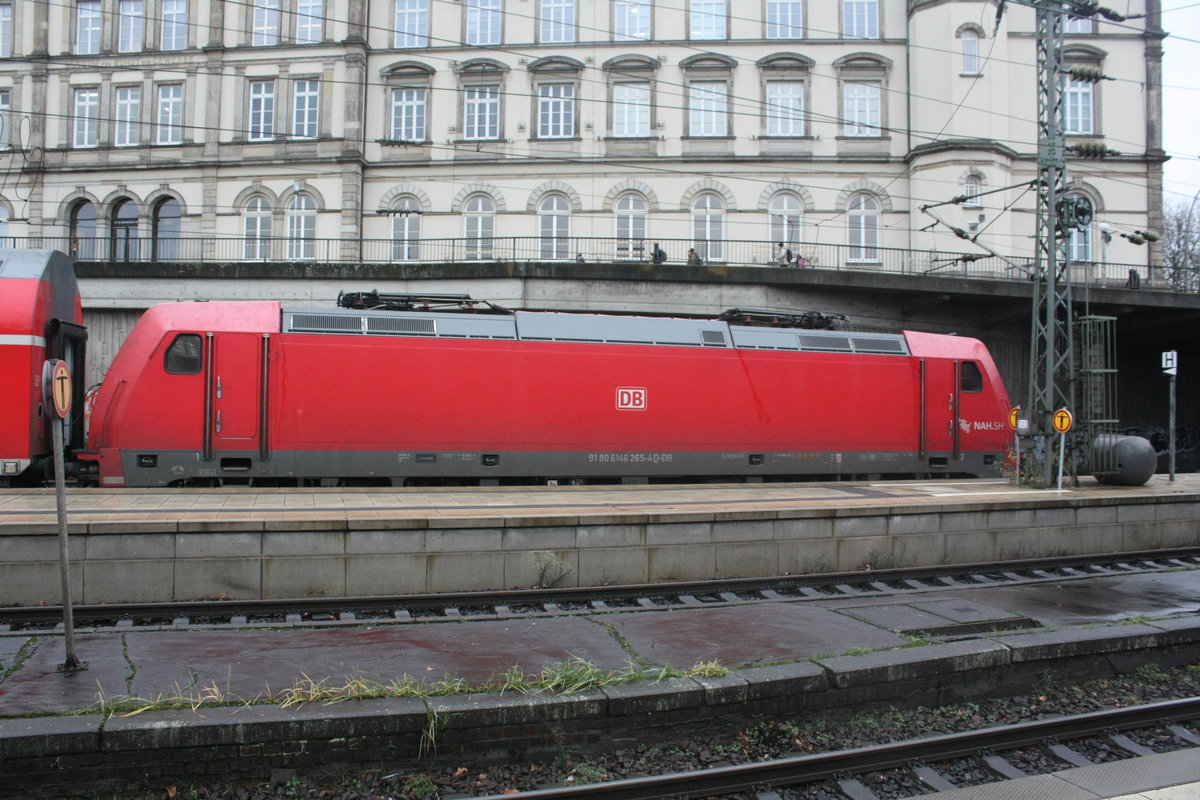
[27, 662, 1200, 800]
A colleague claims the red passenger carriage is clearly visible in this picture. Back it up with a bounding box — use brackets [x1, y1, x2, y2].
[0, 250, 86, 485]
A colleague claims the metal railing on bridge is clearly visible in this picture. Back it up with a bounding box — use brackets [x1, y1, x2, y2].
[4, 235, 1181, 292]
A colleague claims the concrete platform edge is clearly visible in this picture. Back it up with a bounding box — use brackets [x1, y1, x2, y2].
[3, 626, 1198, 797]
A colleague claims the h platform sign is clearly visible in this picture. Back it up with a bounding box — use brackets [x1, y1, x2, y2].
[616, 387, 647, 411]
[1162, 350, 1178, 376]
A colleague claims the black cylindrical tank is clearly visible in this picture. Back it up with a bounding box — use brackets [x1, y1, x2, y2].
[1093, 434, 1157, 486]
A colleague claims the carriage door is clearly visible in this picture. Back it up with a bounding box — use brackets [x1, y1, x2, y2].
[921, 358, 961, 461]
[210, 333, 262, 450]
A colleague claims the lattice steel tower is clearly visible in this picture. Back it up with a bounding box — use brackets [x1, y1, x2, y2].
[1007, 0, 1120, 486]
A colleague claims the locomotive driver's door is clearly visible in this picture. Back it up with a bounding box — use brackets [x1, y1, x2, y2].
[210, 333, 262, 447]
[921, 358, 960, 459]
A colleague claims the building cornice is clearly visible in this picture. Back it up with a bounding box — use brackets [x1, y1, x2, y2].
[905, 139, 1019, 163]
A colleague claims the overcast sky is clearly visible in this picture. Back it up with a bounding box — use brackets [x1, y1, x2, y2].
[1162, 3, 1200, 211]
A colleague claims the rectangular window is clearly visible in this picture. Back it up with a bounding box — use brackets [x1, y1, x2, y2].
[539, 209, 569, 259]
[688, 81, 727, 137]
[765, 81, 804, 136]
[390, 87, 427, 141]
[844, 0, 878, 39]
[690, 0, 725, 39]
[850, 220, 879, 260]
[766, 0, 802, 39]
[161, 0, 187, 49]
[612, 82, 650, 137]
[252, 0, 280, 46]
[0, 3, 12, 58]
[614, 0, 650, 40]
[114, 86, 141, 146]
[292, 79, 319, 138]
[287, 209, 315, 260]
[248, 80, 275, 140]
[537, 84, 574, 138]
[463, 85, 499, 139]
[392, 213, 421, 261]
[467, 0, 501, 46]
[540, 0, 574, 43]
[73, 88, 100, 147]
[843, 81, 880, 136]
[244, 210, 271, 260]
[296, 0, 323, 42]
[1064, 15, 1092, 33]
[962, 180, 982, 207]
[118, 0, 144, 52]
[0, 89, 10, 150]
[961, 31, 980, 74]
[1068, 226, 1091, 262]
[1064, 79, 1094, 134]
[76, 0, 101, 54]
[465, 210, 494, 259]
[394, 0, 429, 47]
[156, 84, 183, 144]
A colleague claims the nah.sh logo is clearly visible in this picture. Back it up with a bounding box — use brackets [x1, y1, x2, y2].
[616, 387, 647, 411]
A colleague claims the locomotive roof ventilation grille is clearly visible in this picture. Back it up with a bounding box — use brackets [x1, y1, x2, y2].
[850, 336, 907, 354]
[366, 316, 437, 336]
[288, 313, 363, 333]
[793, 333, 908, 355]
[701, 330, 727, 347]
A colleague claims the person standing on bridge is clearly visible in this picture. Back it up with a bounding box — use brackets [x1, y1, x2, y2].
[776, 242, 793, 266]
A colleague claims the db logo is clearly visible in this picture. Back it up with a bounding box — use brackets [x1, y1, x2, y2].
[616, 387, 647, 411]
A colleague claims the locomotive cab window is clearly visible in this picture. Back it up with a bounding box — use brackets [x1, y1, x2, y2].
[165, 333, 202, 374]
[961, 361, 983, 393]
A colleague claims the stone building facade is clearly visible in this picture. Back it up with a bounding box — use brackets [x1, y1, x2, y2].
[0, 0, 1165, 273]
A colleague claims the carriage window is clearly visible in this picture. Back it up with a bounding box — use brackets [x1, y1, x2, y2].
[961, 361, 983, 393]
[165, 333, 202, 374]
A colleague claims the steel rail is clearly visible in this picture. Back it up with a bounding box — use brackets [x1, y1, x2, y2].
[473, 697, 1200, 800]
[3, 546, 1198, 630]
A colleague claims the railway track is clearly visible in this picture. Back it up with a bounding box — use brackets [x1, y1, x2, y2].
[473, 697, 1200, 800]
[3, 547, 1198, 632]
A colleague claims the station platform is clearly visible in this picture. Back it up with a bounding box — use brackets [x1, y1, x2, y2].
[2, 558, 1199, 798]
[1, 475, 1198, 605]
[3, 474, 1200, 528]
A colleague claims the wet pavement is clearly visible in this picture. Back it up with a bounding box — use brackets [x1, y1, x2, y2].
[2, 568, 1198, 718]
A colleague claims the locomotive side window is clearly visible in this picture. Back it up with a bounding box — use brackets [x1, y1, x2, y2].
[165, 333, 202, 374]
[961, 361, 983, 393]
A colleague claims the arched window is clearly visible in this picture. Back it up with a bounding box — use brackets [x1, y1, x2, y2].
[613, 192, 647, 260]
[152, 198, 182, 261]
[1065, 193, 1092, 262]
[111, 199, 140, 262]
[391, 196, 422, 261]
[464, 194, 495, 259]
[962, 177, 982, 207]
[769, 193, 802, 248]
[960, 29, 980, 75]
[243, 196, 272, 260]
[847, 193, 880, 261]
[287, 193, 317, 260]
[70, 200, 98, 260]
[691, 193, 725, 261]
[538, 193, 571, 259]
[0, 207, 7, 244]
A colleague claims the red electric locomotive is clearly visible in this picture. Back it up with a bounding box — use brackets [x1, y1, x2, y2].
[0, 250, 86, 486]
[76, 290, 1013, 487]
